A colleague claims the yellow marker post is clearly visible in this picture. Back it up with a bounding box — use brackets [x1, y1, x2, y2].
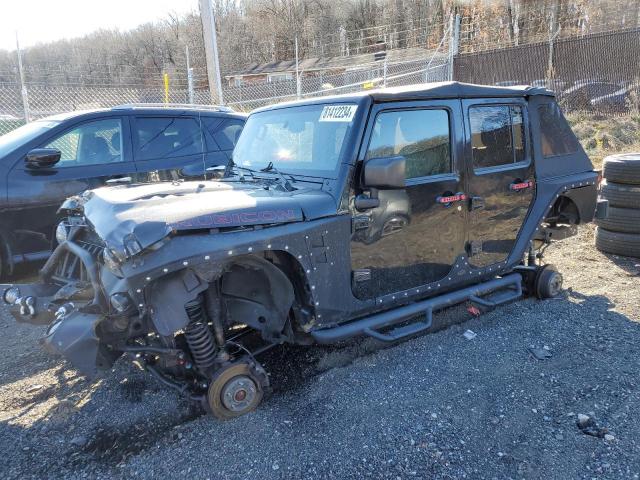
[163, 73, 169, 104]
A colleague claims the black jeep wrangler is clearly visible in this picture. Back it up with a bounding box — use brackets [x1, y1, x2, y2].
[4, 82, 607, 419]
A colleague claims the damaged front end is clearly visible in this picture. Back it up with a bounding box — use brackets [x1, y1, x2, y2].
[4, 182, 310, 418]
[4, 223, 123, 376]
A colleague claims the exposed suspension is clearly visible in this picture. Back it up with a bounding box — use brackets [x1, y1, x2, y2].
[184, 297, 217, 371]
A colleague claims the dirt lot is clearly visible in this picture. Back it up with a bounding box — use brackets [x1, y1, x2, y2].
[1, 224, 639, 479]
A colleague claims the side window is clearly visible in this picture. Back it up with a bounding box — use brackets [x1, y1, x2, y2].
[44, 119, 123, 167]
[538, 103, 580, 157]
[206, 118, 245, 151]
[366, 109, 451, 179]
[135, 117, 203, 161]
[469, 105, 526, 169]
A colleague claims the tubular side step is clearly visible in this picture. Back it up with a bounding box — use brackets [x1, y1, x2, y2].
[311, 273, 522, 344]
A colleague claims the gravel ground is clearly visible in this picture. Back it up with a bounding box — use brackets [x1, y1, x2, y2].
[1, 224, 639, 479]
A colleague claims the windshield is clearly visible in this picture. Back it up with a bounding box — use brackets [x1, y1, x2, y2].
[0, 120, 59, 157]
[232, 103, 358, 176]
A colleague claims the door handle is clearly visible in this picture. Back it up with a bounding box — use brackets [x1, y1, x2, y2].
[436, 192, 467, 206]
[509, 180, 534, 191]
[469, 196, 485, 211]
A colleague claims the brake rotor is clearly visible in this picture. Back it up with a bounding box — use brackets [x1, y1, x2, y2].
[206, 361, 268, 420]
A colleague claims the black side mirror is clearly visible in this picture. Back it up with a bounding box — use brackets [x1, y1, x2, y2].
[25, 148, 61, 169]
[363, 155, 406, 189]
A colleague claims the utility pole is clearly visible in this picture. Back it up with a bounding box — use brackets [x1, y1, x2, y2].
[186, 45, 194, 104]
[295, 36, 301, 99]
[199, 0, 224, 104]
[15, 32, 30, 122]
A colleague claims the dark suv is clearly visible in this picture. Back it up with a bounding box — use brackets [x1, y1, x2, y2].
[0, 104, 246, 277]
[5, 82, 607, 419]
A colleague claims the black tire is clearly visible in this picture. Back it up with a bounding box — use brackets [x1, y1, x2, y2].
[602, 153, 640, 185]
[595, 206, 640, 234]
[535, 265, 563, 299]
[595, 227, 640, 258]
[601, 181, 640, 209]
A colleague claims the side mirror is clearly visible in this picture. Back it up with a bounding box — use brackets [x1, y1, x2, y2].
[363, 155, 406, 189]
[25, 148, 61, 169]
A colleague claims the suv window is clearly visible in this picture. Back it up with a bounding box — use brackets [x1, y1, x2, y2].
[538, 103, 580, 157]
[470, 105, 526, 169]
[135, 117, 203, 161]
[366, 109, 451, 179]
[44, 119, 123, 167]
[206, 118, 244, 151]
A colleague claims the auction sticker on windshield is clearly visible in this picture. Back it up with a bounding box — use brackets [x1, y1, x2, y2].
[319, 104, 358, 122]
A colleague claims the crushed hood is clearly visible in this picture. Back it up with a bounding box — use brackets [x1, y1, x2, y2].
[77, 180, 336, 257]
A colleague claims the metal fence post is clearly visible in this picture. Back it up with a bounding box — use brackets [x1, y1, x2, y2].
[295, 36, 301, 99]
[188, 68, 195, 104]
[448, 14, 460, 81]
[383, 57, 388, 87]
[16, 33, 30, 122]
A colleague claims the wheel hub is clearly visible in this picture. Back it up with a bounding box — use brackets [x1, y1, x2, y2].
[206, 361, 267, 419]
[221, 375, 257, 412]
[548, 274, 563, 296]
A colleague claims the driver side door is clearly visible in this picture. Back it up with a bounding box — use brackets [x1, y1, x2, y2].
[350, 100, 467, 300]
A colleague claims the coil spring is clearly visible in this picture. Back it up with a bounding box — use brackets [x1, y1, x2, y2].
[184, 299, 217, 371]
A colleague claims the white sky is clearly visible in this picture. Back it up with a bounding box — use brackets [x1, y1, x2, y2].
[0, 0, 199, 51]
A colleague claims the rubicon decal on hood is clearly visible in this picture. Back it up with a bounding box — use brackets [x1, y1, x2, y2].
[171, 209, 302, 230]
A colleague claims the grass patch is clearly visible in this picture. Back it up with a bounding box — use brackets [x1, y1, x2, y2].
[568, 114, 640, 169]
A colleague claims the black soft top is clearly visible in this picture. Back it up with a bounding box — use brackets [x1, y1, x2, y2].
[254, 81, 554, 113]
[370, 81, 554, 101]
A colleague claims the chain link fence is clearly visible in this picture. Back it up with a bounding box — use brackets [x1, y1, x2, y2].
[1, 10, 639, 138]
[454, 27, 640, 116]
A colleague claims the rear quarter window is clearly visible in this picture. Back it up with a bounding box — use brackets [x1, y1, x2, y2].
[135, 117, 203, 161]
[205, 118, 245, 151]
[538, 103, 580, 157]
[469, 105, 526, 170]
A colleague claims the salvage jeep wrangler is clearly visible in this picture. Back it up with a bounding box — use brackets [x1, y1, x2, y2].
[4, 82, 607, 418]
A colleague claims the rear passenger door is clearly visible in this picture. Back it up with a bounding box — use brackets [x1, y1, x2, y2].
[132, 115, 222, 181]
[463, 99, 535, 268]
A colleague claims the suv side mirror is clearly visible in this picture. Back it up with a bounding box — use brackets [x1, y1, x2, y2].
[363, 155, 406, 189]
[25, 148, 62, 169]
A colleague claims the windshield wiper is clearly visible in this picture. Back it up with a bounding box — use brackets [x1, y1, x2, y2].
[224, 159, 258, 181]
[260, 161, 295, 191]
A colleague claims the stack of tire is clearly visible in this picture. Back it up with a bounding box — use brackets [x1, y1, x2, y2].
[595, 153, 640, 258]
